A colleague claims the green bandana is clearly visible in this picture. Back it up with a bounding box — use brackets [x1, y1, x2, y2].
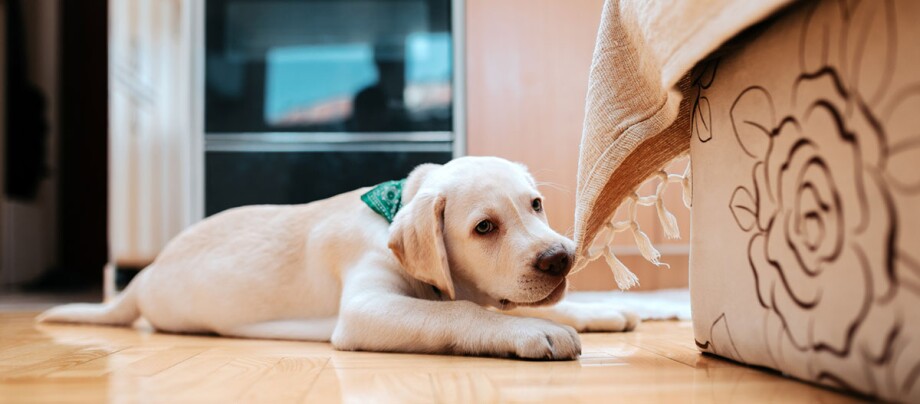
[360, 179, 406, 223]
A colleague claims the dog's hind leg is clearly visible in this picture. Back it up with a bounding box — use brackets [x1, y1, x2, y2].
[217, 317, 338, 342]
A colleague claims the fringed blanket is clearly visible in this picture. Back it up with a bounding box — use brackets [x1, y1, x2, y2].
[572, 0, 796, 286]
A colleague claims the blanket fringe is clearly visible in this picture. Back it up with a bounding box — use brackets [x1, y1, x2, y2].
[577, 162, 692, 290]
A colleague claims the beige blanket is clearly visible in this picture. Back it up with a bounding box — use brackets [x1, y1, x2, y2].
[573, 0, 796, 274]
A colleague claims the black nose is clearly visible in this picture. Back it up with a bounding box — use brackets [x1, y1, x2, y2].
[535, 248, 572, 277]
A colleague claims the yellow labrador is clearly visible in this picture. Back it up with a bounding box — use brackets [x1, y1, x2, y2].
[40, 156, 638, 360]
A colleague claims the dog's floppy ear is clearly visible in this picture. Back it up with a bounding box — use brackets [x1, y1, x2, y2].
[401, 163, 441, 202]
[388, 191, 455, 300]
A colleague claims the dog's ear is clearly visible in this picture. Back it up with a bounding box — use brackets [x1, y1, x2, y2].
[401, 163, 441, 203]
[388, 191, 455, 300]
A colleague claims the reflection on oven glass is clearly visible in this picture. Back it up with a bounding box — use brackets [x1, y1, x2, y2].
[265, 33, 450, 130]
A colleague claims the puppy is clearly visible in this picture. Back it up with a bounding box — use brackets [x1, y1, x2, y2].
[40, 156, 639, 360]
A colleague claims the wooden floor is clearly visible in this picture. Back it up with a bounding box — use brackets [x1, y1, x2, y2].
[0, 312, 858, 403]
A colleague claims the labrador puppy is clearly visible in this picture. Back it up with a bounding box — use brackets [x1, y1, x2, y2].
[39, 156, 639, 360]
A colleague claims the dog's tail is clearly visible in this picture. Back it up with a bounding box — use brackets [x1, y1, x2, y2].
[37, 271, 143, 326]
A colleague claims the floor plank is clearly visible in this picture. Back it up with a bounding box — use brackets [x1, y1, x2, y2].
[0, 312, 860, 403]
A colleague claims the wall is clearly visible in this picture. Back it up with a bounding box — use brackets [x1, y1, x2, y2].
[465, 0, 690, 291]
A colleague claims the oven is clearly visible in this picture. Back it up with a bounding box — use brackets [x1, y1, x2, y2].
[106, 0, 465, 295]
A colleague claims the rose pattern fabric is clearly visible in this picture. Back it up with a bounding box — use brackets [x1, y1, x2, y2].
[697, 0, 920, 399]
[731, 68, 897, 355]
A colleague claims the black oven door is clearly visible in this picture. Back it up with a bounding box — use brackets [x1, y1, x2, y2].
[204, 0, 455, 214]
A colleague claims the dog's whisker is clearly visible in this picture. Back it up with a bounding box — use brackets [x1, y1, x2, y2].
[535, 181, 571, 194]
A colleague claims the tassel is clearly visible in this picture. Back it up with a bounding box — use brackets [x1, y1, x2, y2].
[631, 223, 667, 268]
[586, 245, 605, 260]
[586, 225, 611, 259]
[604, 246, 639, 290]
[654, 171, 680, 239]
[611, 220, 631, 232]
[635, 195, 657, 206]
[576, 158, 691, 286]
[626, 194, 668, 268]
[656, 199, 681, 239]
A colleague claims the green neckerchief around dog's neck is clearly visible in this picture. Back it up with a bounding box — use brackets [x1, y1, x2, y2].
[360, 179, 406, 224]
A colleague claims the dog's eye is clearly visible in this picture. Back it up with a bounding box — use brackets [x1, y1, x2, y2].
[475, 220, 495, 234]
[532, 198, 543, 212]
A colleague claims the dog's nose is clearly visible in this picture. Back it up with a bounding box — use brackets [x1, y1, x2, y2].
[535, 248, 572, 277]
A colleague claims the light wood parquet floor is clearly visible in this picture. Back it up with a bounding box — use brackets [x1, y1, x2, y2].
[0, 312, 858, 403]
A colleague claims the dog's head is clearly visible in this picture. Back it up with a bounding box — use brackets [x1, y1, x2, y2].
[388, 156, 575, 309]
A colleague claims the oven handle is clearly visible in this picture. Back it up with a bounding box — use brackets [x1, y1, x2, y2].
[205, 132, 454, 153]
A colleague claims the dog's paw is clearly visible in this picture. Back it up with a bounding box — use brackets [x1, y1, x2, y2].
[569, 304, 641, 332]
[507, 318, 581, 360]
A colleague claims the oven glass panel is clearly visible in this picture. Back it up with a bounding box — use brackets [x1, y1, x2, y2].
[205, 151, 452, 215]
[205, 0, 453, 133]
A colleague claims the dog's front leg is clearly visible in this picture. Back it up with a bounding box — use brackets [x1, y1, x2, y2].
[331, 269, 581, 360]
[503, 300, 641, 332]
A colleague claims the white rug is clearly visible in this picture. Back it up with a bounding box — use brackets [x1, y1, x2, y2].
[567, 288, 692, 321]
